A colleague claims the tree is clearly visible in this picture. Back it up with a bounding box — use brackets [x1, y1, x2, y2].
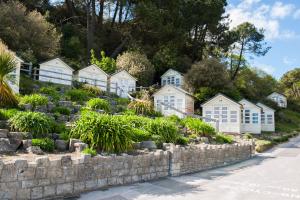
[116, 51, 155, 86]
[0, 41, 18, 107]
[0, 1, 61, 62]
[90, 49, 116, 74]
[229, 22, 270, 81]
[280, 68, 300, 100]
[184, 58, 230, 92]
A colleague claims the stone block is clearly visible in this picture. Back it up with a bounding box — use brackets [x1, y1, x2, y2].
[27, 146, 44, 155]
[0, 129, 8, 138]
[69, 139, 82, 152]
[56, 183, 73, 195]
[17, 189, 31, 199]
[36, 167, 47, 179]
[44, 185, 56, 197]
[85, 179, 98, 190]
[97, 178, 107, 188]
[140, 141, 157, 150]
[31, 187, 43, 199]
[74, 142, 88, 153]
[0, 138, 13, 153]
[22, 139, 32, 149]
[74, 181, 85, 192]
[35, 156, 50, 166]
[55, 140, 67, 151]
[61, 155, 72, 166]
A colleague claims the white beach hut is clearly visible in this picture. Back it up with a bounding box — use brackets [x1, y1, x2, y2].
[110, 70, 137, 98]
[267, 92, 287, 108]
[239, 99, 262, 134]
[7, 55, 23, 94]
[161, 69, 184, 88]
[257, 102, 276, 132]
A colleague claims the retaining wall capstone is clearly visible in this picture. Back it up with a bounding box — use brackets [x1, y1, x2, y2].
[0, 142, 253, 200]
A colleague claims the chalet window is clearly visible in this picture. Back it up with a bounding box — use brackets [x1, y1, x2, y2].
[177, 99, 183, 110]
[205, 111, 212, 120]
[175, 78, 180, 86]
[170, 96, 175, 108]
[167, 77, 171, 84]
[171, 77, 175, 85]
[241, 110, 243, 123]
[221, 107, 228, 123]
[162, 79, 166, 86]
[164, 96, 169, 110]
[267, 114, 273, 124]
[230, 111, 237, 123]
[245, 110, 250, 124]
[214, 107, 220, 119]
[252, 113, 259, 124]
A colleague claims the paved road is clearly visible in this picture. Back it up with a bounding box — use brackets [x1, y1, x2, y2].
[79, 136, 300, 200]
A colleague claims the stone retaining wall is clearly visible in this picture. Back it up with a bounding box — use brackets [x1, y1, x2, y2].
[0, 142, 253, 199]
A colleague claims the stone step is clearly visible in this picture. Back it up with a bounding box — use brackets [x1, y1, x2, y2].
[0, 129, 9, 138]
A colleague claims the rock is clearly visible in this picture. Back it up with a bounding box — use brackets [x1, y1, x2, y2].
[57, 115, 69, 122]
[73, 104, 82, 113]
[22, 140, 32, 149]
[23, 104, 32, 111]
[200, 137, 209, 144]
[7, 132, 25, 151]
[140, 141, 157, 150]
[133, 142, 141, 149]
[52, 133, 60, 140]
[0, 120, 9, 129]
[74, 142, 88, 152]
[47, 102, 55, 112]
[58, 101, 73, 107]
[26, 146, 44, 155]
[55, 140, 67, 151]
[0, 138, 13, 153]
[0, 129, 8, 138]
[69, 139, 82, 152]
[35, 105, 47, 113]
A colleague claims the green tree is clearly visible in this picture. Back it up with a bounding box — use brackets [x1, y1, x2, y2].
[184, 58, 230, 92]
[91, 49, 116, 74]
[280, 68, 300, 100]
[116, 51, 155, 86]
[0, 41, 18, 107]
[229, 22, 270, 81]
[0, 1, 61, 62]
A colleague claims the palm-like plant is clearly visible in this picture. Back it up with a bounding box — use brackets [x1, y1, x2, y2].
[0, 51, 18, 107]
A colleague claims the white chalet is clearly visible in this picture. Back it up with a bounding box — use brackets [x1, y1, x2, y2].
[257, 103, 275, 132]
[39, 58, 74, 86]
[110, 70, 137, 98]
[7, 55, 23, 94]
[267, 92, 287, 108]
[201, 93, 242, 134]
[161, 69, 184, 88]
[74, 64, 109, 91]
[153, 85, 194, 118]
[239, 99, 262, 134]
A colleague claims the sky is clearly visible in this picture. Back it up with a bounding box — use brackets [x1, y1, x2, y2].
[226, 0, 300, 79]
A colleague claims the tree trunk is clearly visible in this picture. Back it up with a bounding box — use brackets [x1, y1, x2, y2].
[111, 0, 120, 28]
[231, 39, 245, 81]
[118, 0, 124, 23]
[86, 0, 92, 61]
[99, 0, 105, 27]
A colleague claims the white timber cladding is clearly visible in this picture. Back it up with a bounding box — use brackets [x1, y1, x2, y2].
[75, 65, 108, 91]
[267, 92, 287, 108]
[257, 103, 275, 132]
[39, 58, 74, 86]
[7, 56, 23, 94]
[239, 99, 262, 134]
[153, 85, 194, 118]
[161, 69, 184, 88]
[110, 70, 136, 98]
[201, 94, 242, 134]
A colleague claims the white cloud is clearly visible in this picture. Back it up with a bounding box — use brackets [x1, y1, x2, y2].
[294, 9, 300, 19]
[271, 2, 295, 19]
[226, 1, 298, 40]
[283, 56, 296, 65]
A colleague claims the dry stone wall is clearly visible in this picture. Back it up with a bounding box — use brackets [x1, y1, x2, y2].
[0, 142, 253, 199]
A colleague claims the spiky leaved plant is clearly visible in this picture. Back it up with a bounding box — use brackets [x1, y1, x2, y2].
[0, 48, 18, 107]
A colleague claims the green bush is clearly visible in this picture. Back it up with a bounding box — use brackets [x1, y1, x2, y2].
[146, 118, 179, 143]
[9, 112, 54, 138]
[166, 115, 182, 124]
[70, 112, 133, 153]
[115, 98, 130, 105]
[39, 87, 60, 102]
[132, 128, 151, 142]
[182, 117, 216, 137]
[32, 138, 55, 152]
[52, 106, 71, 116]
[127, 100, 158, 116]
[52, 122, 69, 134]
[82, 147, 97, 156]
[65, 89, 93, 103]
[271, 135, 289, 143]
[255, 139, 273, 153]
[176, 136, 189, 145]
[86, 98, 110, 112]
[19, 94, 48, 109]
[215, 133, 234, 144]
[121, 115, 151, 128]
[0, 109, 20, 120]
[243, 133, 253, 140]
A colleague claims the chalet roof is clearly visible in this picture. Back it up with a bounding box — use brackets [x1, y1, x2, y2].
[161, 69, 184, 78]
[76, 64, 109, 77]
[153, 84, 194, 98]
[239, 99, 262, 110]
[110, 70, 137, 81]
[256, 102, 276, 112]
[201, 93, 242, 107]
[39, 58, 74, 72]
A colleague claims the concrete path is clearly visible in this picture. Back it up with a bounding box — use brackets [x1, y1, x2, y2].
[79, 136, 300, 200]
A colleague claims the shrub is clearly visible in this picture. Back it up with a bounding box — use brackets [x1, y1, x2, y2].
[128, 99, 154, 116]
[70, 112, 133, 153]
[182, 117, 216, 137]
[39, 87, 60, 102]
[255, 139, 273, 153]
[52, 106, 71, 116]
[121, 115, 151, 128]
[86, 98, 110, 112]
[146, 118, 179, 143]
[82, 84, 102, 96]
[82, 147, 97, 156]
[166, 115, 182, 124]
[132, 128, 151, 142]
[115, 98, 130, 105]
[19, 94, 48, 109]
[52, 122, 68, 134]
[243, 133, 253, 140]
[65, 89, 93, 103]
[32, 138, 55, 152]
[9, 111, 54, 138]
[215, 133, 234, 144]
[0, 108, 20, 120]
[176, 136, 189, 145]
[271, 135, 289, 143]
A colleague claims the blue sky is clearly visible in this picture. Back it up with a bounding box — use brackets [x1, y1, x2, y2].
[226, 0, 300, 79]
